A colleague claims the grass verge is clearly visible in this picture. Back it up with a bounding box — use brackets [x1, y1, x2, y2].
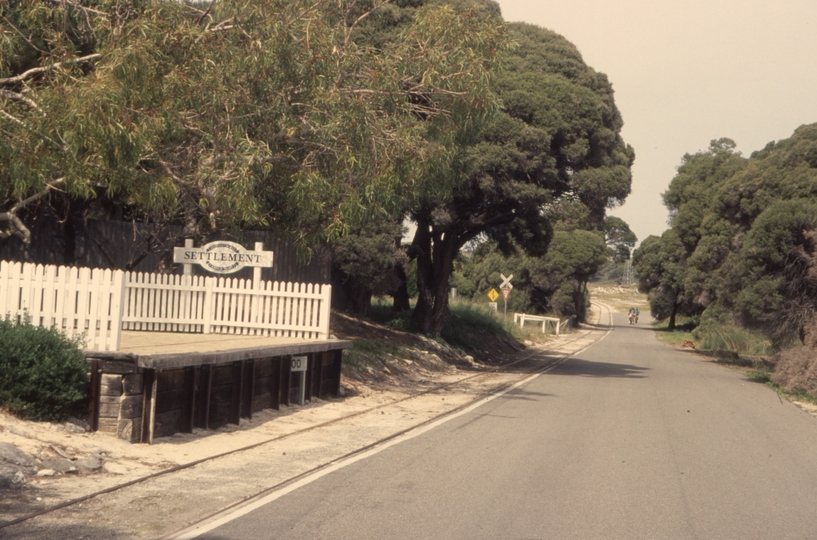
[342, 339, 401, 368]
[651, 319, 697, 348]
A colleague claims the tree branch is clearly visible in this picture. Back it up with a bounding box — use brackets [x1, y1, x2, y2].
[0, 53, 101, 86]
[0, 89, 43, 113]
[0, 178, 66, 244]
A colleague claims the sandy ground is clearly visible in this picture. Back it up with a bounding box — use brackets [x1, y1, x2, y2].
[0, 307, 609, 539]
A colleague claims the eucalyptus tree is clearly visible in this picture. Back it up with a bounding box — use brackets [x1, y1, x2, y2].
[1, 0, 506, 259]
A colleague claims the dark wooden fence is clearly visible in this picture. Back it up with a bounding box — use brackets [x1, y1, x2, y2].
[0, 217, 330, 284]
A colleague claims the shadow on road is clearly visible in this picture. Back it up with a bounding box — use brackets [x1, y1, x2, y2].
[612, 324, 674, 335]
[549, 357, 649, 379]
[503, 389, 554, 401]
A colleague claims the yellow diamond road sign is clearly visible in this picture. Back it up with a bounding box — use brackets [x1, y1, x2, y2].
[488, 288, 499, 302]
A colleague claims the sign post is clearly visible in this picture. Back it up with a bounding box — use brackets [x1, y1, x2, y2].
[487, 289, 499, 313]
[291, 355, 308, 405]
[500, 273, 513, 317]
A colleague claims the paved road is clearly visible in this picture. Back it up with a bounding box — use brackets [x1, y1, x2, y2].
[192, 313, 817, 539]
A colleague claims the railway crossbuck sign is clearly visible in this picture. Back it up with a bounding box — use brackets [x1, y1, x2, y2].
[500, 273, 513, 290]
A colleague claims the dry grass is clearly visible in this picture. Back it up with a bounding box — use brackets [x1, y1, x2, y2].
[589, 284, 649, 313]
[768, 319, 817, 402]
[771, 345, 817, 401]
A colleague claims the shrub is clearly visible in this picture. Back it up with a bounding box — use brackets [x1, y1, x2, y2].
[693, 307, 773, 356]
[0, 316, 88, 421]
[771, 320, 817, 400]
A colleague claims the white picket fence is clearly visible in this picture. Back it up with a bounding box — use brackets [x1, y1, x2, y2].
[0, 261, 332, 352]
[121, 272, 331, 339]
[0, 261, 125, 351]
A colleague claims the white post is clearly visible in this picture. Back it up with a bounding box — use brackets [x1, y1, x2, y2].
[111, 270, 126, 351]
[202, 276, 214, 334]
[183, 239, 194, 277]
[252, 242, 263, 289]
[318, 284, 332, 340]
[251, 242, 263, 331]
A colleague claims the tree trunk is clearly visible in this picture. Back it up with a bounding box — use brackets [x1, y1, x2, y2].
[668, 300, 679, 331]
[349, 285, 373, 318]
[410, 214, 459, 336]
[63, 198, 88, 266]
[331, 270, 373, 318]
[392, 263, 411, 312]
[575, 281, 587, 323]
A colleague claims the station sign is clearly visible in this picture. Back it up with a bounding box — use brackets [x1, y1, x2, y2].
[173, 241, 273, 274]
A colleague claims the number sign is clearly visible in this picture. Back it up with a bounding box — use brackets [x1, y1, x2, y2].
[291, 356, 308, 372]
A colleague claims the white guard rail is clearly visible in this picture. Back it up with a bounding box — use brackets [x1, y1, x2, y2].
[513, 312, 565, 335]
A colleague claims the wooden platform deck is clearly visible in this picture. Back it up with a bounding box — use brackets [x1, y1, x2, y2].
[83, 332, 352, 443]
[87, 331, 351, 369]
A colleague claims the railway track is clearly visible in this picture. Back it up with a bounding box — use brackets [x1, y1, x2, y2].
[1, 303, 613, 534]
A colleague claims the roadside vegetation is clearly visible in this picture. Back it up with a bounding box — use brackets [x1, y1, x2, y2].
[0, 317, 88, 421]
[632, 128, 817, 403]
[339, 298, 557, 384]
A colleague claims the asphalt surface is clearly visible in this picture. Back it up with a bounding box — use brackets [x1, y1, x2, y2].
[196, 312, 817, 540]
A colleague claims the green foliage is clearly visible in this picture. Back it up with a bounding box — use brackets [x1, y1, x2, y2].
[342, 339, 401, 369]
[451, 242, 534, 314]
[602, 216, 637, 262]
[694, 324, 774, 357]
[1, 0, 507, 252]
[407, 20, 633, 334]
[729, 200, 817, 343]
[591, 259, 628, 284]
[330, 219, 407, 316]
[527, 229, 608, 319]
[369, 300, 413, 331]
[0, 317, 88, 421]
[635, 125, 817, 343]
[440, 301, 522, 350]
[453, 230, 608, 320]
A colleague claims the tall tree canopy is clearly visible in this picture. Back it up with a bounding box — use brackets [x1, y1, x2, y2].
[634, 124, 817, 343]
[407, 21, 634, 334]
[1, 0, 506, 256]
[602, 215, 637, 263]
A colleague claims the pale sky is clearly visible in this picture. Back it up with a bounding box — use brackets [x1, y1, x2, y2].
[494, 0, 817, 244]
